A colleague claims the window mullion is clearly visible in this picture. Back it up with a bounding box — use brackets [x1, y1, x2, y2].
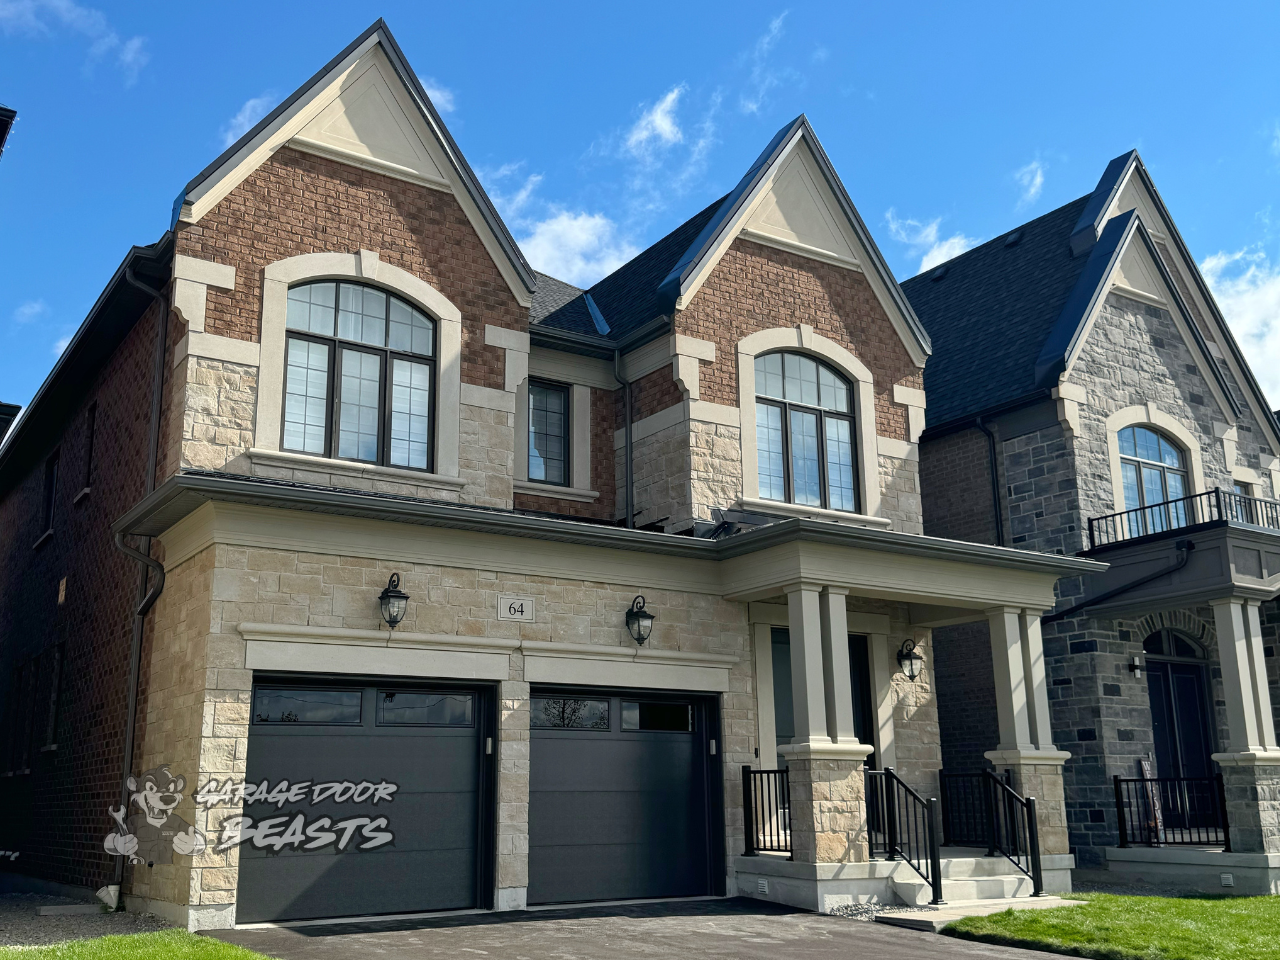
[817, 410, 829, 509]
[781, 401, 793, 505]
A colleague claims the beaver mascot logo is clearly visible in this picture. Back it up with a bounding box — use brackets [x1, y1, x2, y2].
[104, 765, 207, 866]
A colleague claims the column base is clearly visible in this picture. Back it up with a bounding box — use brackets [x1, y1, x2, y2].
[781, 739, 875, 761]
[984, 747, 1071, 766]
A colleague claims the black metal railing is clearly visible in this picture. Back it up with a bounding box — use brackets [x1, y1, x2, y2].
[865, 767, 945, 904]
[939, 770, 1010, 846]
[1088, 488, 1280, 549]
[986, 771, 1044, 896]
[742, 767, 791, 856]
[1114, 773, 1230, 850]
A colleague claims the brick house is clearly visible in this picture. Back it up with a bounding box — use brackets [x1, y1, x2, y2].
[911, 152, 1280, 893]
[0, 21, 1095, 928]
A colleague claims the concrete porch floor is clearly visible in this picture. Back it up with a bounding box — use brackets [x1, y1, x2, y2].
[208, 897, 1069, 960]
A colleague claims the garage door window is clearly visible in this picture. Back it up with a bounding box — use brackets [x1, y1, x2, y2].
[530, 697, 609, 729]
[621, 701, 692, 732]
[252, 688, 362, 724]
[377, 691, 474, 726]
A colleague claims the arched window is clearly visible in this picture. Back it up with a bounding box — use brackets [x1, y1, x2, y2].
[282, 281, 436, 470]
[754, 352, 856, 512]
[1118, 425, 1188, 533]
[1142, 628, 1205, 660]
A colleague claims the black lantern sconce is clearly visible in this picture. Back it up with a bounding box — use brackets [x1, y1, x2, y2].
[379, 573, 410, 630]
[625, 595, 655, 644]
[896, 638, 925, 682]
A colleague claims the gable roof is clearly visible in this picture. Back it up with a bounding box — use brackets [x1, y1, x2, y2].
[902, 196, 1093, 429]
[171, 19, 535, 304]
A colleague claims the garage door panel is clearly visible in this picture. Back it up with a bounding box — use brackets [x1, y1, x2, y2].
[531, 739, 696, 791]
[530, 790, 697, 847]
[245, 733, 478, 794]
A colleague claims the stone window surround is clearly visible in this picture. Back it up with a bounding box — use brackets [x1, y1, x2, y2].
[513, 378, 597, 501]
[737, 325, 882, 521]
[1104, 403, 1207, 511]
[252, 249, 464, 483]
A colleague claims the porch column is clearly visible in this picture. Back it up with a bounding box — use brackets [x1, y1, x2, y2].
[753, 623, 779, 770]
[984, 606, 1071, 860]
[868, 633, 898, 769]
[780, 584, 873, 865]
[820, 587, 859, 745]
[1210, 597, 1280, 854]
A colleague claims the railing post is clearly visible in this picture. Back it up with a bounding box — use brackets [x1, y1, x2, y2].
[1214, 487, 1224, 522]
[927, 797, 946, 905]
[984, 773, 998, 857]
[884, 767, 899, 861]
[1025, 797, 1044, 897]
[1114, 775, 1127, 848]
[1216, 772, 1232, 854]
[742, 766, 756, 856]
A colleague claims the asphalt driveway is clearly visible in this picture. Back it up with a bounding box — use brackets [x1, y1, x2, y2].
[210, 897, 1055, 960]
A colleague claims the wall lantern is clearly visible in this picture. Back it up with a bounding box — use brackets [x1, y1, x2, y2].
[379, 573, 410, 630]
[626, 595, 655, 644]
[896, 638, 925, 682]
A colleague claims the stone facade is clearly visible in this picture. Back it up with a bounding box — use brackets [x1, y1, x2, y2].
[787, 758, 868, 863]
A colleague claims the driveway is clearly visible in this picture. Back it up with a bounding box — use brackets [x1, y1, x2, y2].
[210, 897, 1054, 960]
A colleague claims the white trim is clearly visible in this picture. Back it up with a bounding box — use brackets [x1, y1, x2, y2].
[174, 255, 236, 290]
[253, 251, 462, 478]
[512, 480, 599, 503]
[737, 497, 892, 528]
[521, 639, 737, 693]
[735, 325, 881, 519]
[892, 384, 926, 408]
[739, 227, 864, 272]
[1111, 282, 1167, 308]
[460, 383, 514, 413]
[612, 400, 742, 451]
[244, 640, 512, 682]
[528, 347, 616, 390]
[485, 324, 530, 394]
[876, 437, 918, 462]
[245, 447, 467, 489]
[571, 383, 591, 489]
[621, 336, 673, 382]
[173, 332, 261, 369]
[289, 135, 453, 192]
[1104, 404, 1206, 510]
[239, 621, 518, 650]
[514, 379, 529, 482]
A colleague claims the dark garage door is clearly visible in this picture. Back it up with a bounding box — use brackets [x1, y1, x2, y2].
[528, 687, 721, 905]
[238, 678, 493, 923]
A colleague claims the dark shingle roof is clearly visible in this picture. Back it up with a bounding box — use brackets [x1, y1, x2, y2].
[902, 196, 1093, 430]
[530, 272, 582, 325]
[535, 195, 727, 341]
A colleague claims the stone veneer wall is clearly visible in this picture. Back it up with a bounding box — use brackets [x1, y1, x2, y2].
[877, 454, 923, 535]
[172, 358, 258, 473]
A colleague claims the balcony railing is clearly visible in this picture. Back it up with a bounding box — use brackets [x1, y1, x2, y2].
[1114, 774, 1230, 850]
[1088, 488, 1280, 549]
[742, 767, 791, 856]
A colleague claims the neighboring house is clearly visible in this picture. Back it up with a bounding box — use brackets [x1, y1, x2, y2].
[0, 103, 15, 161]
[910, 152, 1280, 894]
[0, 21, 1095, 930]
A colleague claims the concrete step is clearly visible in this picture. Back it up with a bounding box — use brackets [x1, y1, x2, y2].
[891, 873, 1034, 906]
[939, 855, 1032, 879]
[875, 896, 1085, 933]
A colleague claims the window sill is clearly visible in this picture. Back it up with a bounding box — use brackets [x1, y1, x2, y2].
[247, 448, 468, 490]
[73, 487, 91, 505]
[512, 480, 600, 503]
[737, 497, 893, 528]
[32, 529, 53, 551]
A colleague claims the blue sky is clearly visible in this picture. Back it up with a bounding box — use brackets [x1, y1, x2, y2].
[2, 1, 1279, 409]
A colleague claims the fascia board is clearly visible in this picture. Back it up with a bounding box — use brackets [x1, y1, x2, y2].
[1069, 150, 1138, 256]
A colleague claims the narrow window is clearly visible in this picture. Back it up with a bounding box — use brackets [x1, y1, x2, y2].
[41, 450, 59, 535]
[754, 352, 856, 512]
[82, 403, 97, 493]
[530, 697, 609, 729]
[528, 380, 570, 486]
[252, 688, 362, 724]
[377, 690, 473, 726]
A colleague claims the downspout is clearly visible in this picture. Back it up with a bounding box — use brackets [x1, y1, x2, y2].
[975, 416, 1004, 547]
[615, 349, 634, 528]
[109, 265, 170, 894]
[1043, 539, 1195, 625]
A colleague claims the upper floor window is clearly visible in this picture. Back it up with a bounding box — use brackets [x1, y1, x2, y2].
[283, 281, 435, 471]
[1118, 426, 1186, 510]
[755, 352, 856, 512]
[528, 379, 570, 486]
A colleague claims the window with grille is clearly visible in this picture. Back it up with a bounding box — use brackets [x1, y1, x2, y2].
[528, 380, 570, 486]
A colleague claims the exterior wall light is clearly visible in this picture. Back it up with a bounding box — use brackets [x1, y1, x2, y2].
[379, 573, 410, 629]
[896, 638, 925, 682]
[626, 595, 655, 644]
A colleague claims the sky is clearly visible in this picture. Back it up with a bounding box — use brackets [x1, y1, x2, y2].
[2, 1, 1279, 410]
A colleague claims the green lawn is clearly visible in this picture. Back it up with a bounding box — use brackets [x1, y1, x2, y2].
[0, 930, 270, 959]
[945, 892, 1280, 960]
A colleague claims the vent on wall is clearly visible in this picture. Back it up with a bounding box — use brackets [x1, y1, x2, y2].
[1221, 873, 1235, 888]
[757, 878, 769, 894]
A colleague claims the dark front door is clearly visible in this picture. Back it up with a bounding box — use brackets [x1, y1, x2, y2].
[527, 687, 721, 905]
[238, 678, 494, 923]
[1147, 660, 1214, 779]
[849, 635, 876, 767]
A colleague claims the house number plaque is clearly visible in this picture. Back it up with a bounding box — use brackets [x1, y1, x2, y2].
[498, 595, 535, 622]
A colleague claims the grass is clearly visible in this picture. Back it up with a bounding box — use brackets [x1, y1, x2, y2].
[0, 930, 271, 959]
[945, 892, 1280, 960]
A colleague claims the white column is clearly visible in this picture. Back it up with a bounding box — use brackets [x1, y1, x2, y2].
[986, 606, 1033, 752]
[1212, 598, 1263, 753]
[1020, 610, 1055, 751]
[869, 632, 897, 768]
[753, 622, 779, 770]
[785, 584, 830, 748]
[1243, 601, 1278, 752]
[820, 587, 859, 744]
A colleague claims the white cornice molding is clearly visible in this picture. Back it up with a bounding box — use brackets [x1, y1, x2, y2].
[739, 227, 864, 273]
[238, 621, 520, 653]
[289, 135, 454, 193]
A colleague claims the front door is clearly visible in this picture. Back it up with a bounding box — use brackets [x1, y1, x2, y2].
[1146, 660, 1214, 779]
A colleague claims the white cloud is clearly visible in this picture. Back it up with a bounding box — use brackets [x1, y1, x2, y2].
[220, 93, 277, 149]
[885, 209, 981, 274]
[12, 299, 47, 324]
[1015, 160, 1045, 207]
[421, 79, 455, 113]
[482, 162, 544, 221]
[739, 12, 788, 114]
[1202, 247, 1280, 407]
[1, 0, 148, 84]
[811, 46, 829, 64]
[626, 86, 685, 159]
[53, 333, 71, 355]
[518, 211, 640, 288]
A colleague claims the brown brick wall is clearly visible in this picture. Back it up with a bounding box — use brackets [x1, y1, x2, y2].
[920, 427, 999, 544]
[515, 387, 618, 520]
[619, 366, 682, 425]
[0, 301, 162, 892]
[174, 146, 527, 391]
[677, 238, 921, 440]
